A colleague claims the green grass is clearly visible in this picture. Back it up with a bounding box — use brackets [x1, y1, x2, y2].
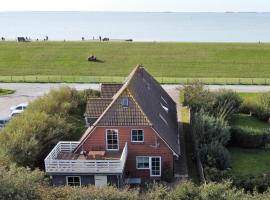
[239, 92, 260, 103]
[230, 113, 270, 129]
[229, 147, 270, 176]
[1, 41, 270, 83]
[0, 88, 15, 95]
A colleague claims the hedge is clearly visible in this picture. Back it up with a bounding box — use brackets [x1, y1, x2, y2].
[230, 127, 270, 148]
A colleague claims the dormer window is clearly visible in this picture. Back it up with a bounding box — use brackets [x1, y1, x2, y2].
[121, 97, 129, 108]
[160, 103, 169, 113]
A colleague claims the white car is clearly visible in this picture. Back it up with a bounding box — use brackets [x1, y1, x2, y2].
[10, 103, 28, 117]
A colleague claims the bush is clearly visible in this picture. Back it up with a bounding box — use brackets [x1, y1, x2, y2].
[204, 167, 230, 182]
[0, 165, 46, 200]
[230, 127, 270, 148]
[192, 111, 230, 147]
[212, 89, 243, 120]
[183, 81, 215, 112]
[0, 87, 99, 168]
[199, 143, 231, 170]
[170, 181, 200, 200]
[232, 173, 270, 193]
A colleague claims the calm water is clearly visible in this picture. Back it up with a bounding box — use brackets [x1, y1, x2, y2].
[1, 12, 270, 42]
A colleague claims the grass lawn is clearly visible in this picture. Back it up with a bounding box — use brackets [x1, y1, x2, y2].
[0, 88, 15, 95]
[230, 113, 270, 129]
[229, 147, 270, 177]
[239, 92, 260, 103]
[1, 41, 270, 83]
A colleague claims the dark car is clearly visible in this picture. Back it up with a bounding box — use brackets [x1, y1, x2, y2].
[0, 117, 10, 128]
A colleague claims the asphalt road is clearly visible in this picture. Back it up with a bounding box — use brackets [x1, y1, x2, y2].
[1, 83, 270, 117]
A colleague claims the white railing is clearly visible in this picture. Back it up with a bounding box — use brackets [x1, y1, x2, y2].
[45, 142, 128, 174]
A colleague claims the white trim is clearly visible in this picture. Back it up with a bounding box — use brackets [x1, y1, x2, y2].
[131, 129, 144, 143]
[151, 127, 179, 157]
[66, 176, 81, 186]
[136, 156, 150, 170]
[150, 156, 162, 177]
[106, 129, 119, 151]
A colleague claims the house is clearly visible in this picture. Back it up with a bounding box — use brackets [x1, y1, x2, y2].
[44, 65, 180, 187]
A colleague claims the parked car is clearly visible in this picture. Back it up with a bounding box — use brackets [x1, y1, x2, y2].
[0, 117, 10, 128]
[10, 103, 28, 117]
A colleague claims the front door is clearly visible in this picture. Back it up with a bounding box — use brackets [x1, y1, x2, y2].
[150, 157, 161, 176]
[94, 175, 107, 186]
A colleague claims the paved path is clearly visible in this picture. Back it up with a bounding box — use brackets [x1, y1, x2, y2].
[1, 83, 270, 117]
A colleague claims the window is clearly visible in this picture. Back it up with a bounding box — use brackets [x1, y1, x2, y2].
[136, 156, 150, 169]
[159, 114, 168, 125]
[151, 157, 161, 176]
[121, 97, 129, 108]
[160, 103, 169, 113]
[131, 130, 144, 142]
[161, 96, 168, 105]
[106, 129, 119, 150]
[66, 176, 81, 186]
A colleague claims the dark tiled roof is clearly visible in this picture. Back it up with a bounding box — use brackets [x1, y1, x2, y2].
[97, 90, 151, 126]
[85, 98, 112, 118]
[101, 84, 123, 98]
[128, 67, 179, 155]
[77, 66, 180, 155]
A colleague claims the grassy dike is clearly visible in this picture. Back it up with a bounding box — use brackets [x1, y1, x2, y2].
[1, 41, 270, 84]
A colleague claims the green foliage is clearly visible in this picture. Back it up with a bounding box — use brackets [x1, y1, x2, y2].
[212, 89, 243, 120]
[200, 143, 231, 170]
[192, 111, 230, 147]
[0, 87, 99, 168]
[183, 81, 215, 112]
[0, 88, 15, 95]
[38, 185, 138, 200]
[204, 167, 230, 182]
[230, 127, 270, 148]
[170, 181, 200, 200]
[0, 165, 46, 200]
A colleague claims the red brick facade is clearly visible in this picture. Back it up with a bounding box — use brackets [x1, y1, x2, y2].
[80, 126, 174, 180]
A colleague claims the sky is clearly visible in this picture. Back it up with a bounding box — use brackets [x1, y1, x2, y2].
[0, 0, 269, 12]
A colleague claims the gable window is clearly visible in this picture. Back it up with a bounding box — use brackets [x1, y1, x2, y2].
[106, 129, 119, 151]
[121, 97, 129, 108]
[66, 176, 81, 186]
[136, 156, 150, 169]
[131, 129, 144, 142]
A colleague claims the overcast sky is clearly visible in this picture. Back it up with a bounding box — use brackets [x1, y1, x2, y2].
[0, 0, 269, 12]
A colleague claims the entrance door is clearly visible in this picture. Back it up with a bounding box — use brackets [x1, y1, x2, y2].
[150, 157, 161, 176]
[94, 175, 107, 186]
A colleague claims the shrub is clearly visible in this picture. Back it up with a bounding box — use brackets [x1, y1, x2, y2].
[199, 143, 231, 170]
[0, 165, 46, 200]
[0, 87, 99, 168]
[232, 174, 270, 193]
[230, 127, 270, 148]
[143, 183, 170, 200]
[183, 81, 215, 112]
[204, 167, 230, 182]
[212, 89, 243, 120]
[161, 163, 174, 182]
[170, 181, 200, 200]
[192, 111, 230, 147]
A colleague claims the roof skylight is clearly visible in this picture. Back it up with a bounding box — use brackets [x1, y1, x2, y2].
[159, 113, 168, 125]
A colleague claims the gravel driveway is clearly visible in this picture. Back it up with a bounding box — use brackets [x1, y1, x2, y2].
[1, 83, 270, 117]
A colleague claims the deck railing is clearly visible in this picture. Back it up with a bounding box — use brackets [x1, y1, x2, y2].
[45, 141, 128, 174]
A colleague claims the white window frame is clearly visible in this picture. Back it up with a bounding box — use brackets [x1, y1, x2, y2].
[136, 156, 150, 170]
[150, 156, 162, 177]
[66, 176, 81, 186]
[131, 129, 144, 143]
[106, 129, 119, 151]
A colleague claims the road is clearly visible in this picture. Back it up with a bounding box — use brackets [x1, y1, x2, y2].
[1, 83, 270, 117]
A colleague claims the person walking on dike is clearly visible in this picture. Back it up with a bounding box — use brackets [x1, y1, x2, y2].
[99, 36, 101, 42]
